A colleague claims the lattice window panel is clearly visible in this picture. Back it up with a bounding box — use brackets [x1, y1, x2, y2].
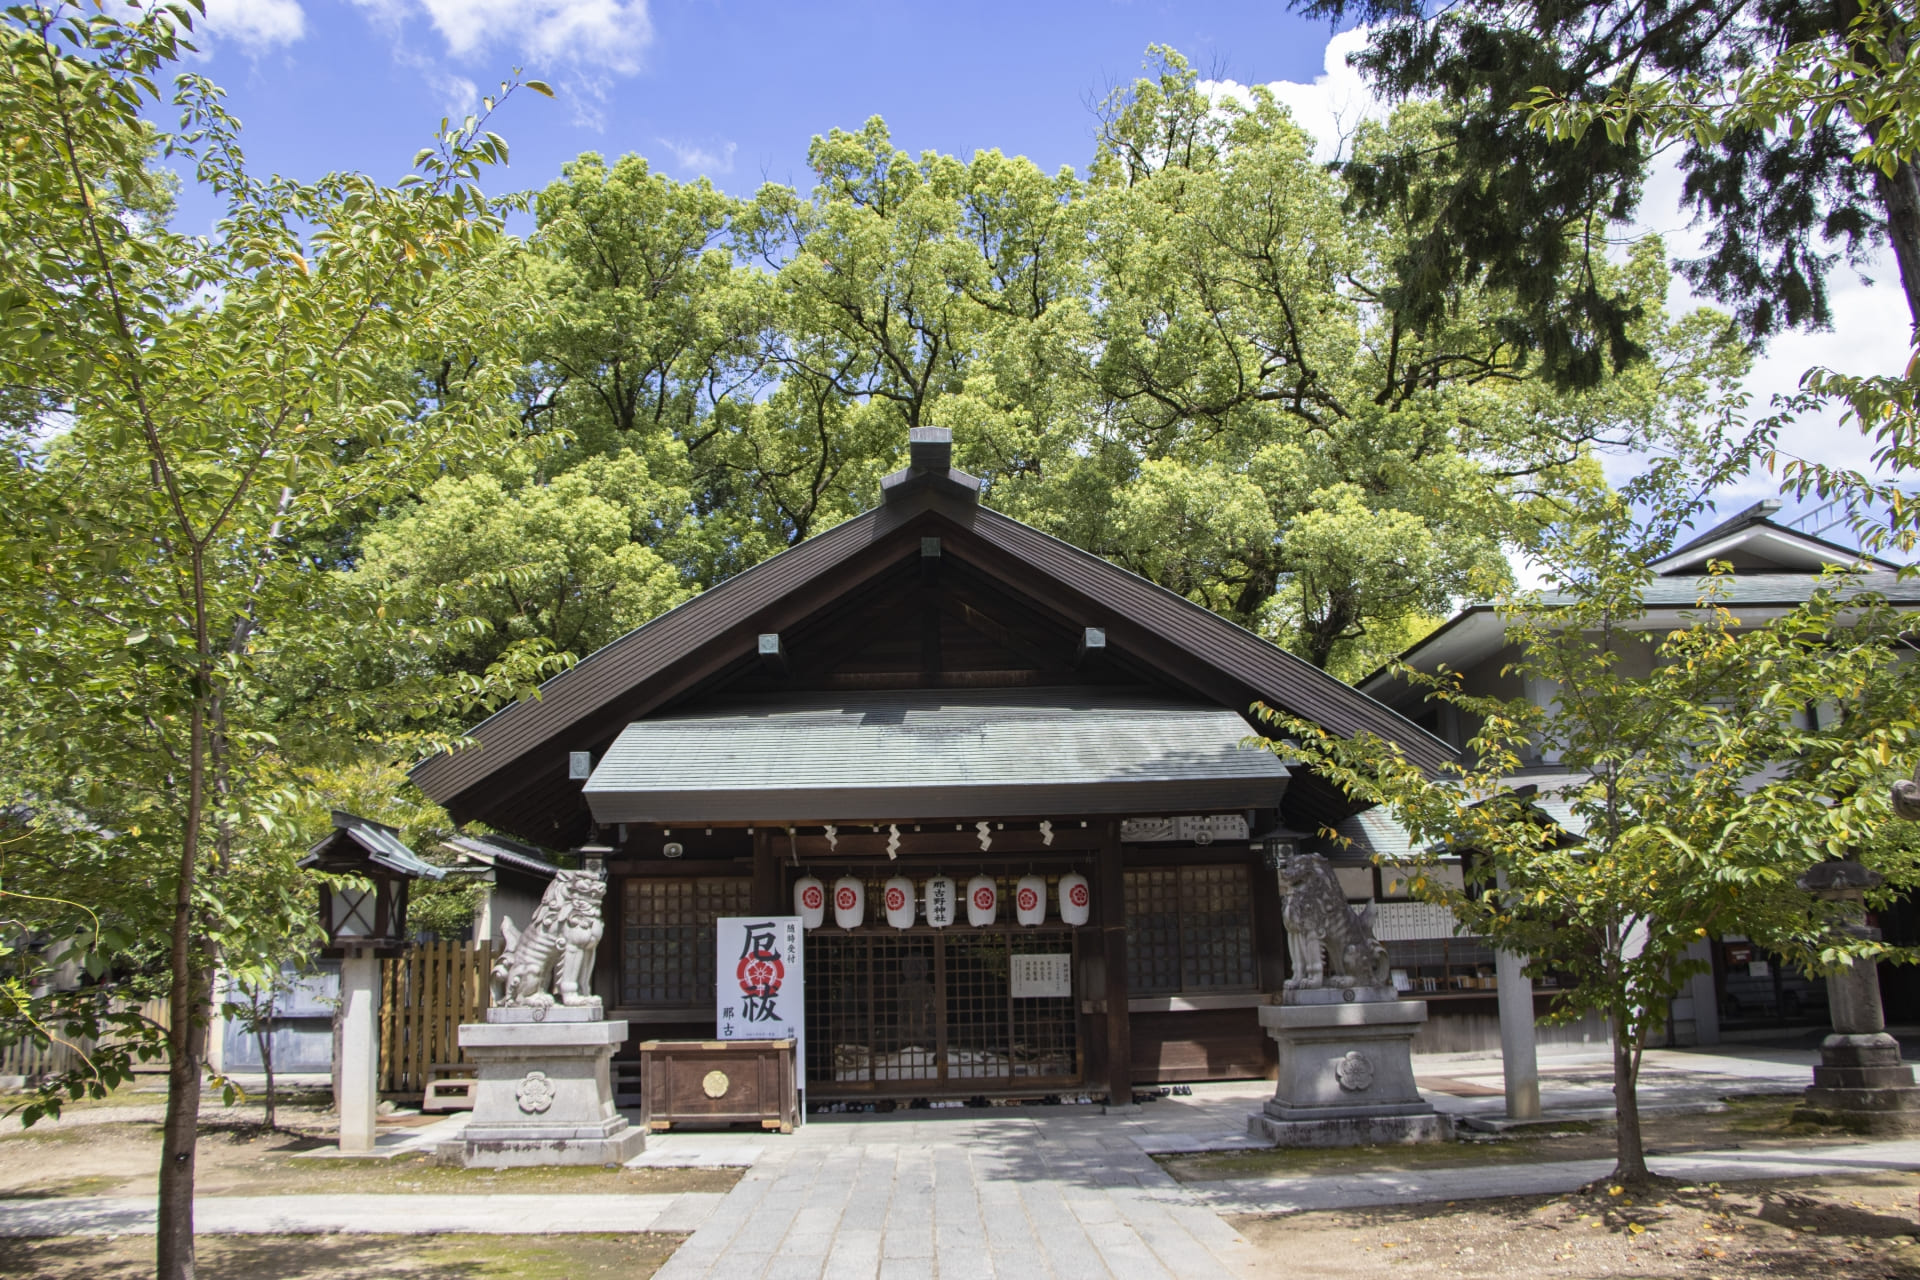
[1179, 864, 1256, 990]
[1125, 864, 1257, 995]
[1124, 868, 1183, 995]
[619, 877, 752, 1006]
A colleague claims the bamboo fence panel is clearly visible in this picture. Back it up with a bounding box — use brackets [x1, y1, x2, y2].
[379, 939, 496, 1096]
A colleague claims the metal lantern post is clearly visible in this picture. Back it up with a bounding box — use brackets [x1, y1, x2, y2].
[299, 811, 444, 1153]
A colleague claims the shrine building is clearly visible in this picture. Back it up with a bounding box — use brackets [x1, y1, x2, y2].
[411, 429, 1459, 1107]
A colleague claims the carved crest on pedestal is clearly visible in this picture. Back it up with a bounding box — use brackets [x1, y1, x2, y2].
[515, 1070, 557, 1114]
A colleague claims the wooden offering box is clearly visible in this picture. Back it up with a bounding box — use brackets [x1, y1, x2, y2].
[637, 1039, 797, 1133]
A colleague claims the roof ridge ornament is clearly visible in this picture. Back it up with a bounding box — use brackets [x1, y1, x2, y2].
[880, 426, 982, 506]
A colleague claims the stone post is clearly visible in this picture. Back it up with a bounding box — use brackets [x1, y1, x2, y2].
[337, 948, 381, 1153]
[1493, 949, 1540, 1120]
[1794, 861, 1920, 1133]
[1492, 867, 1540, 1121]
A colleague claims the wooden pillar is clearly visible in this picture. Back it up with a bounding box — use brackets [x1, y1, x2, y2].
[1098, 822, 1131, 1107]
[751, 827, 780, 915]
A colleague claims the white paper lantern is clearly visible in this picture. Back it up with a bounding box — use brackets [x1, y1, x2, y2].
[882, 876, 915, 929]
[1014, 874, 1047, 926]
[1058, 871, 1091, 926]
[794, 875, 826, 929]
[924, 875, 956, 928]
[966, 874, 998, 927]
[832, 876, 866, 929]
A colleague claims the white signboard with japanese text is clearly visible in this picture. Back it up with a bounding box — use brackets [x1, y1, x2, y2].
[715, 917, 805, 1071]
[1010, 953, 1073, 999]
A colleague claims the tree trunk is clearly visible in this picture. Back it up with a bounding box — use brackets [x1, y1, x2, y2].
[1609, 1007, 1650, 1185]
[1873, 160, 1920, 343]
[157, 701, 208, 1280]
[156, 948, 208, 1280]
[1841, 0, 1920, 339]
[260, 990, 277, 1132]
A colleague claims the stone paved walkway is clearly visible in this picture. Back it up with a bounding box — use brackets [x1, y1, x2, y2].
[652, 1113, 1256, 1280]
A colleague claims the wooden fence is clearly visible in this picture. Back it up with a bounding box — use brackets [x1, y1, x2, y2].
[0, 996, 171, 1083]
[379, 939, 497, 1096]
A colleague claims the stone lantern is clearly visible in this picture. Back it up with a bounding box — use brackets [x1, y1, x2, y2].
[1794, 860, 1920, 1132]
[298, 811, 443, 1151]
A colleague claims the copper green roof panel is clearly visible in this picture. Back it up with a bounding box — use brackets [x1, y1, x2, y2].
[581, 687, 1289, 824]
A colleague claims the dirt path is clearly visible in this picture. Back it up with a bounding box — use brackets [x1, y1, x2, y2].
[1235, 1172, 1920, 1279]
[0, 1231, 683, 1279]
[1159, 1096, 1866, 1184]
[0, 1114, 738, 1199]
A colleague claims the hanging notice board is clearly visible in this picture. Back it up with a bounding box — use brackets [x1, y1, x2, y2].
[1010, 953, 1073, 999]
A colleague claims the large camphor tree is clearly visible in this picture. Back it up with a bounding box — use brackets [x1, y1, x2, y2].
[375, 51, 1745, 682]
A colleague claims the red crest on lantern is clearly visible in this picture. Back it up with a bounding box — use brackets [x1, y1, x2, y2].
[1059, 871, 1091, 926]
[832, 875, 866, 929]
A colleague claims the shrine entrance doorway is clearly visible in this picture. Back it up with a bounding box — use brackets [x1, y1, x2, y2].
[804, 925, 1083, 1099]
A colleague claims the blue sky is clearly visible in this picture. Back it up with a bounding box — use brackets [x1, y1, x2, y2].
[183, 0, 1342, 224]
[183, 0, 1901, 537]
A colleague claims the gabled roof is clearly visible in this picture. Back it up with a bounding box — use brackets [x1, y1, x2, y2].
[300, 810, 445, 880]
[411, 481, 1455, 840]
[1363, 570, 1920, 701]
[1652, 499, 1901, 575]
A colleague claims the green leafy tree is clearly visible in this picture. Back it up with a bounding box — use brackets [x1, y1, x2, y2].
[369, 50, 1747, 688]
[1059, 55, 1748, 670]
[357, 451, 697, 676]
[0, 5, 552, 1274]
[1263, 473, 1918, 1184]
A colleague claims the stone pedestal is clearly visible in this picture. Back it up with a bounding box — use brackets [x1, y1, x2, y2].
[455, 1012, 645, 1167]
[1249, 991, 1452, 1147]
[1798, 1032, 1920, 1132]
[1793, 951, 1920, 1134]
[1794, 862, 1920, 1134]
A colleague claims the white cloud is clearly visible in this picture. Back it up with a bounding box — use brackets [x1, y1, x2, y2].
[1205, 26, 1374, 165]
[354, 0, 653, 74]
[198, 0, 306, 51]
[658, 138, 737, 176]
[1203, 26, 1382, 165]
